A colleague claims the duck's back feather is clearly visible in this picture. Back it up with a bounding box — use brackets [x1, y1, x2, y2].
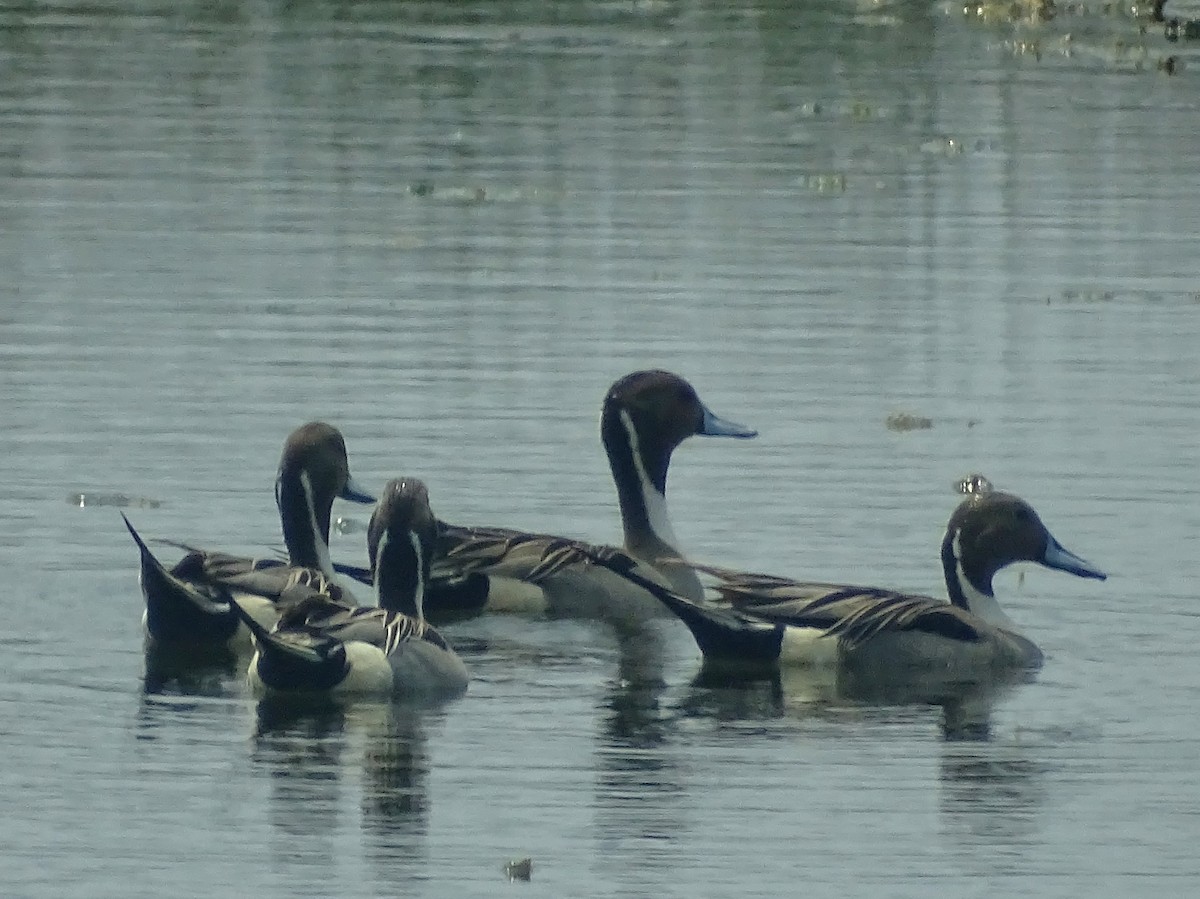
[688, 561, 989, 648]
[432, 527, 672, 625]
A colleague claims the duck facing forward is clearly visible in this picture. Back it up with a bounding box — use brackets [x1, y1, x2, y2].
[232, 478, 468, 701]
[420, 370, 756, 627]
[125, 421, 374, 652]
[584, 477, 1106, 682]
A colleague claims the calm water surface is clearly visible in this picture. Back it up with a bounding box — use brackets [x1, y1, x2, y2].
[1, 0, 1198, 896]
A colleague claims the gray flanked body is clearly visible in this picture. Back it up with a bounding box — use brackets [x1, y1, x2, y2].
[428, 370, 756, 629]
[126, 421, 374, 652]
[235, 478, 468, 701]
[584, 480, 1107, 685]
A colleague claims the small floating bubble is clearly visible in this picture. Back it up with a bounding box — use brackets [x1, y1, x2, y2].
[334, 516, 368, 535]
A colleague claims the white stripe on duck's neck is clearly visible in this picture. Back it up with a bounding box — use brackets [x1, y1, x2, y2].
[373, 527, 390, 611]
[949, 531, 1017, 631]
[300, 471, 335, 580]
[408, 530, 426, 622]
[618, 409, 682, 552]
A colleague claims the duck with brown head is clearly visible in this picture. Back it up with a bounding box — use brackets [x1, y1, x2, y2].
[424, 370, 756, 628]
[581, 476, 1106, 687]
[124, 421, 375, 654]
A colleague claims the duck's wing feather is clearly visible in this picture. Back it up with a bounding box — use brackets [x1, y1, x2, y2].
[433, 524, 630, 585]
[168, 548, 346, 602]
[435, 520, 545, 555]
[687, 562, 987, 648]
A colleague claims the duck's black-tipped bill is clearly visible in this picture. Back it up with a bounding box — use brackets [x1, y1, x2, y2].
[1042, 537, 1106, 581]
[699, 405, 757, 439]
[340, 474, 376, 504]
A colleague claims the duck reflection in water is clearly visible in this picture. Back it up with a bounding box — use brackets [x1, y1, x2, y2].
[677, 658, 1023, 743]
[939, 733, 1049, 849]
[251, 699, 435, 888]
[141, 641, 242, 697]
[593, 621, 689, 888]
[252, 698, 349, 884]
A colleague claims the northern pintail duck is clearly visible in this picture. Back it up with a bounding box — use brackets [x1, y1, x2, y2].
[583, 477, 1106, 679]
[231, 478, 468, 700]
[125, 421, 375, 651]
[423, 370, 756, 627]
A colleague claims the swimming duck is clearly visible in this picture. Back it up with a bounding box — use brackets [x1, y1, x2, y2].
[418, 370, 757, 627]
[581, 477, 1106, 679]
[231, 478, 468, 700]
[125, 421, 375, 651]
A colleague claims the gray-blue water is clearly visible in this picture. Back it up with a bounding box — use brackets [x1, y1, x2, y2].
[2, 1, 1198, 895]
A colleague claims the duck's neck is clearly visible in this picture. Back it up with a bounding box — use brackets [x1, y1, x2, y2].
[277, 470, 335, 579]
[373, 529, 425, 619]
[941, 530, 1018, 631]
[604, 408, 682, 558]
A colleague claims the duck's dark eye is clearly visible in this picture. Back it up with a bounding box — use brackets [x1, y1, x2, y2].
[1014, 507, 1032, 523]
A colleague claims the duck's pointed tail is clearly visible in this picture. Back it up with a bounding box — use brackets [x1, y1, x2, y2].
[581, 548, 784, 666]
[228, 596, 347, 694]
[122, 513, 238, 646]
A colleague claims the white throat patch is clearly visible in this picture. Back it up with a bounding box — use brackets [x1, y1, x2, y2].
[619, 409, 681, 551]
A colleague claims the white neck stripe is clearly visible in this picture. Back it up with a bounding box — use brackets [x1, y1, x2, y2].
[409, 531, 426, 622]
[951, 532, 1017, 630]
[618, 409, 680, 551]
[300, 471, 334, 579]
[373, 529, 388, 610]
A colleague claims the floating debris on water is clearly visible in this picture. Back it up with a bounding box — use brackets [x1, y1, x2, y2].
[798, 172, 847, 193]
[919, 136, 964, 156]
[961, 0, 1056, 25]
[885, 411, 933, 432]
[1060, 288, 1117, 303]
[407, 180, 563, 204]
[70, 492, 161, 509]
[504, 858, 533, 882]
[958, 0, 1178, 74]
[1164, 17, 1200, 41]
